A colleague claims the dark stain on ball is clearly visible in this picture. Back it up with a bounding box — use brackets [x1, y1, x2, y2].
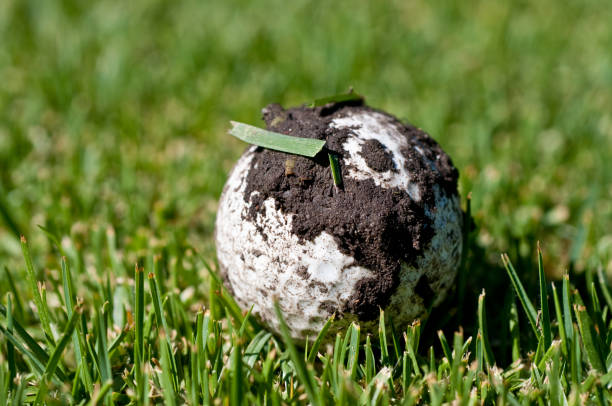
[308, 280, 328, 293]
[318, 300, 339, 316]
[296, 265, 310, 280]
[242, 100, 458, 321]
[359, 139, 398, 173]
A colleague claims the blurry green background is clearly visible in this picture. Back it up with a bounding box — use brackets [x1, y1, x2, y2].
[1, 0, 611, 276]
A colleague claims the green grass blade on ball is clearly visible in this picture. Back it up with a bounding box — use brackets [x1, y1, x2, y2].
[229, 121, 326, 158]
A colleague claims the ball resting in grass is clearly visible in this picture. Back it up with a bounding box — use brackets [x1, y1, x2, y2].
[215, 101, 462, 341]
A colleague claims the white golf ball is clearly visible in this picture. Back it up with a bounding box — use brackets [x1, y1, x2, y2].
[215, 102, 462, 341]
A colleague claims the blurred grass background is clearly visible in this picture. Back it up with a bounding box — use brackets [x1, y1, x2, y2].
[1, 0, 611, 277]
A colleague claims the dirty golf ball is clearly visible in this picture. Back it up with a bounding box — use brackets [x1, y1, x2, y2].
[215, 100, 462, 341]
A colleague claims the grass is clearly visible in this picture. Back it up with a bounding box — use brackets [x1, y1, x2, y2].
[1, 0, 612, 404]
[3, 240, 612, 404]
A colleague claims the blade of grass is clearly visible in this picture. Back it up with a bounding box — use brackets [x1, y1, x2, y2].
[475, 332, 483, 373]
[274, 301, 318, 405]
[588, 282, 605, 336]
[574, 304, 605, 373]
[20, 236, 54, 345]
[200, 258, 257, 337]
[364, 335, 375, 384]
[428, 346, 435, 375]
[159, 330, 177, 406]
[0, 310, 66, 381]
[0, 325, 43, 377]
[405, 321, 421, 377]
[348, 323, 360, 380]
[209, 323, 224, 396]
[0, 305, 46, 360]
[0, 365, 7, 406]
[34, 304, 81, 405]
[547, 343, 562, 406]
[88, 380, 113, 406]
[437, 330, 452, 363]
[107, 327, 129, 356]
[10, 377, 25, 406]
[309, 90, 364, 107]
[134, 264, 145, 401]
[61, 257, 93, 395]
[450, 330, 464, 397]
[502, 253, 539, 337]
[316, 354, 332, 404]
[95, 308, 112, 404]
[537, 242, 552, 349]
[6, 294, 16, 385]
[579, 372, 598, 399]
[327, 153, 343, 188]
[148, 271, 180, 392]
[148, 270, 169, 333]
[188, 332, 199, 406]
[332, 333, 342, 385]
[379, 309, 389, 365]
[244, 330, 272, 369]
[562, 274, 574, 346]
[229, 122, 326, 158]
[533, 336, 544, 367]
[509, 300, 520, 362]
[338, 324, 353, 371]
[401, 351, 409, 394]
[307, 315, 334, 364]
[478, 290, 495, 367]
[61, 257, 76, 314]
[195, 310, 211, 405]
[230, 334, 244, 406]
[551, 283, 568, 357]
[238, 305, 254, 339]
[389, 320, 401, 364]
[537, 339, 561, 371]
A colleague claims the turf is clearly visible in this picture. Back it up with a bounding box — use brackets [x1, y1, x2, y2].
[1, 0, 612, 404]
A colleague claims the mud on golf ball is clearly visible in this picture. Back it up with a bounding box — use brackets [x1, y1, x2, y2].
[215, 100, 463, 341]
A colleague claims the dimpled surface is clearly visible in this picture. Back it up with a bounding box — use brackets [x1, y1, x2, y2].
[215, 110, 462, 341]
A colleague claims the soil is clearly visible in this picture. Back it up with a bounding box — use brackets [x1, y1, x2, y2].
[242, 100, 458, 321]
[359, 139, 397, 173]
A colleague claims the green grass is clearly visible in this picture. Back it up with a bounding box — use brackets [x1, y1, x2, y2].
[1, 0, 612, 404]
[5, 241, 612, 404]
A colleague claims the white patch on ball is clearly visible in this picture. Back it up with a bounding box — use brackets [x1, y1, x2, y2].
[331, 111, 424, 200]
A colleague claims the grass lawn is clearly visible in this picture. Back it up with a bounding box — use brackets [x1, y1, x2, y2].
[1, 0, 612, 404]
